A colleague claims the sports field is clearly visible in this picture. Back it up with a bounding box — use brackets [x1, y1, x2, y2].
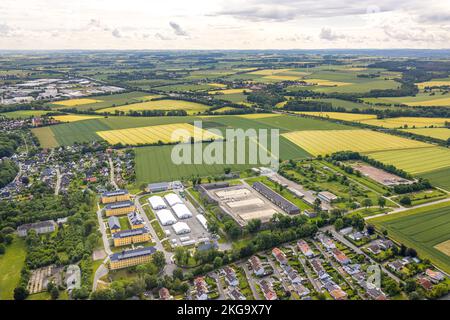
[53, 98, 103, 107]
[367, 147, 450, 174]
[97, 99, 210, 114]
[401, 128, 450, 141]
[96, 123, 222, 145]
[371, 202, 450, 274]
[297, 112, 377, 121]
[282, 129, 431, 156]
[360, 117, 450, 128]
[52, 114, 102, 122]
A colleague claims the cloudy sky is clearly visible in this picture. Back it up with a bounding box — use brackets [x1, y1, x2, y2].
[1, 0, 450, 50]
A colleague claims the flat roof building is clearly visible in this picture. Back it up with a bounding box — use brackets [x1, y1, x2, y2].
[252, 182, 300, 215]
[172, 203, 192, 219]
[196, 214, 208, 230]
[148, 196, 167, 210]
[156, 209, 177, 226]
[172, 222, 191, 235]
[317, 191, 338, 203]
[17, 220, 56, 237]
[164, 193, 183, 207]
[109, 246, 156, 270]
[146, 182, 170, 193]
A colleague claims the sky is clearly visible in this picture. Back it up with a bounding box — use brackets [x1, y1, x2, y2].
[1, 0, 450, 50]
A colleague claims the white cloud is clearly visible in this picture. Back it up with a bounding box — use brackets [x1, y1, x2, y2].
[169, 21, 188, 36]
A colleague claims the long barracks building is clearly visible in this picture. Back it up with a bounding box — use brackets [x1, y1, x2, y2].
[112, 228, 151, 247]
[109, 246, 156, 270]
[252, 182, 300, 215]
[104, 200, 136, 216]
[101, 189, 130, 204]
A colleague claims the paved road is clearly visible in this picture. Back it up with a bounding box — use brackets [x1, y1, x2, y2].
[322, 225, 403, 284]
[365, 197, 450, 220]
[241, 262, 261, 300]
[54, 167, 61, 195]
[108, 156, 119, 190]
[96, 205, 112, 255]
[134, 195, 175, 275]
[92, 262, 109, 291]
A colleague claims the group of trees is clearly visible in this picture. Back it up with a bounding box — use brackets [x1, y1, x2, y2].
[0, 159, 18, 188]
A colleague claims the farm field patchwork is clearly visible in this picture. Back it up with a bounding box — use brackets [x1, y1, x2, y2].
[297, 111, 377, 121]
[360, 117, 450, 128]
[52, 114, 103, 122]
[96, 123, 222, 145]
[371, 202, 450, 274]
[282, 129, 431, 156]
[97, 99, 210, 114]
[367, 147, 450, 175]
[401, 128, 450, 141]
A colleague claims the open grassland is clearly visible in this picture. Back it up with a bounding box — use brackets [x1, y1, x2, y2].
[282, 129, 431, 156]
[52, 114, 103, 122]
[31, 126, 59, 148]
[97, 99, 210, 114]
[50, 91, 152, 111]
[0, 238, 27, 300]
[401, 128, 450, 141]
[97, 123, 222, 145]
[135, 137, 310, 183]
[297, 111, 377, 121]
[237, 113, 281, 119]
[360, 117, 450, 128]
[371, 202, 450, 274]
[52, 98, 103, 107]
[0, 110, 52, 118]
[419, 167, 450, 192]
[303, 79, 352, 87]
[367, 147, 450, 175]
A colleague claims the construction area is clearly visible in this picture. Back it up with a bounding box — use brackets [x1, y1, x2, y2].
[202, 183, 280, 226]
[351, 163, 413, 186]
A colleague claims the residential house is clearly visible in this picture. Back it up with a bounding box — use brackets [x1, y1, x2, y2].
[272, 247, 288, 265]
[249, 256, 265, 276]
[228, 288, 246, 300]
[223, 266, 239, 287]
[259, 280, 277, 301]
[159, 287, 173, 300]
[332, 248, 351, 265]
[297, 240, 314, 258]
[194, 277, 208, 300]
[425, 269, 445, 283]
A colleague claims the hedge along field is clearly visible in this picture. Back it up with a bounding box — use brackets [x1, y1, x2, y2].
[370, 202, 450, 274]
[282, 129, 431, 156]
[97, 99, 211, 115]
[366, 147, 450, 175]
[49, 91, 153, 111]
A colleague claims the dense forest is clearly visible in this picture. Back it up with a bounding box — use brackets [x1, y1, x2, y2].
[0, 159, 18, 188]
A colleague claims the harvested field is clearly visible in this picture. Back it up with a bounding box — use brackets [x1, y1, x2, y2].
[52, 114, 102, 122]
[401, 128, 450, 141]
[297, 111, 377, 121]
[53, 98, 103, 106]
[97, 99, 210, 114]
[361, 117, 450, 128]
[434, 240, 450, 257]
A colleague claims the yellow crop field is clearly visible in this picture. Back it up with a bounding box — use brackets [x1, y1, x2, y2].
[98, 99, 210, 114]
[297, 112, 377, 121]
[209, 88, 252, 95]
[401, 128, 450, 141]
[416, 81, 450, 89]
[96, 123, 222, 145]
[52, 115, 102, 123]
[282, 129, 432, 156]
[208, 83, 227, 88]
[304, 79, 352, 87]
[249, 68, 292, 76]
[263, 75, 301, 81]
[407, 97, 450, 107]
[53, 98, 103, 106]
[367, 147, 450, 174]
[361, 117, 450, 128]
[237, 113, 282, 119]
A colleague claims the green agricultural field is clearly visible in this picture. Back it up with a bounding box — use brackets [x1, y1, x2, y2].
[49, 91, 153, 111]
[363, 92, 450, 107]
[366, 147, 450, 175]
[419, 167, 450, 192]
[371, 202, 450, 274]
[0, 237, 27, 300]
[152, 83, 216, 92]
[0, 110, 52, 119]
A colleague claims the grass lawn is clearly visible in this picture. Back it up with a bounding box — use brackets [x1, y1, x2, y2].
[0, 237, 27, 300]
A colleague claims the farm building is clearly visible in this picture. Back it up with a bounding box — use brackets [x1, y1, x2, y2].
[104, 201, 136, 216]
[109, 246, 156, 270]
[17, 220, 56, 237]
[101, 189, 130, 204]
[252, 182, 300, 215]
[127, 211, 145, 229]
[148, 196, 167, 210]
[172, 203, 193, 219]
[108, 216, 121, 234]
[112, 228, 151, 247]
[317, 191, 338, 203]
[156, 209, 177, 226]
[172, 222, 191, 235]
[196, 214, 208, 230]
[164, 193, 183, 207]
